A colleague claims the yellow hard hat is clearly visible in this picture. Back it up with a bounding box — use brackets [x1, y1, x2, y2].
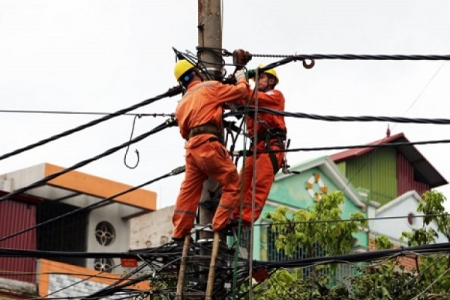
[174, 60, 195, 82]
[257, 64, 279, 84]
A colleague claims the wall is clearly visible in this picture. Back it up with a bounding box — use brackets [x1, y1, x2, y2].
[369, 193, 448, 244]
[0, 277, 36, 299]
[0, 200, 36, 283]
[38, 259, 149, 299]
[368, 237, 417, 271]
[86, 204, 131, 274]
[341, 147, 398, 206]
[129, 205, 174, 249]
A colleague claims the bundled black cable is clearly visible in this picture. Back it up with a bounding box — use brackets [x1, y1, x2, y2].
[0, 86, 181, 161]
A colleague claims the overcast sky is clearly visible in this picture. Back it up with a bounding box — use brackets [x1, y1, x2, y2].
[1, 0, 450, 211]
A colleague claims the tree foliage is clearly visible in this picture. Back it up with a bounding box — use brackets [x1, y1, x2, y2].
[248, 190, 450, 300]
[265, 191, 367, 258]
[400, 191, 450, 295]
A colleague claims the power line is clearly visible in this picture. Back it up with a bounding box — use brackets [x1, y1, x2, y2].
[233, 138, 450, 156]
[255, 242, 450, 270]
[29, 263, 123, 300]
[254, 212, 450, 226]
[0, 164, 185, 242]
[249, 53, 450, 61]
[0, 86, 181, 162]
[0, 118, 177, 205]
[226, 107, 450, 124]
[0, 109, 174, 117]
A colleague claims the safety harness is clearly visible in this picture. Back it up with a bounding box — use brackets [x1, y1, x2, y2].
[187, 123, 222, 142]
[251, 128, 286, 175]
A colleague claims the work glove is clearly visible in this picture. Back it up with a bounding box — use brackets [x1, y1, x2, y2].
[234, 69, 247, 82]
[246, 69, 256, 80]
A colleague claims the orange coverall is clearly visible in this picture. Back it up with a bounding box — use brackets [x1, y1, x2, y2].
[172, 79, 249, 239]
[234, 88, 287, 224]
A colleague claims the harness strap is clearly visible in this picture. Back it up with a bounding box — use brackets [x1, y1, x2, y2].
[251, 128, 286, 175]
[266, 142, 280, 175]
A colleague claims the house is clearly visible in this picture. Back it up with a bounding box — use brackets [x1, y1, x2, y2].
[368, 190, 448, 245]
[0, 163, 156, 298]
[251, 155, 369, 262]
[330, 131, 449, 237]
[330, 131, 448, 206]
[330, 131, 449, 271]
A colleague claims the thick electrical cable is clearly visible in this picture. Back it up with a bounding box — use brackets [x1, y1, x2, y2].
[3, 241, 450, 298]
[95, 243, 450, 298]
[233, 138, 450, 156]
[78, 261, 150, 300]
[226, 107, 450, 124]
[251, 53, 450, 61]
[208, 46, 450, 61]
[0, 109, 174, 117]
[255, 242, 450, 270]
[247, 212, 450, 226]
[0, 118, 176, 205]
[2, 241, 450, 267]
[81, 271, 154, 300]
[0, 164, 185, 242]
[0, 86, 181, 162]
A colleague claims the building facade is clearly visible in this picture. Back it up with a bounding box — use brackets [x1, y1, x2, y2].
[0, 163, 156, 298]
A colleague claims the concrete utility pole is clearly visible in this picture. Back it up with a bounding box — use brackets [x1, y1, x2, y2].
[197, 0, 223, 240]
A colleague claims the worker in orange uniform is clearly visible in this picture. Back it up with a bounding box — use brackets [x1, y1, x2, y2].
[172, 60, 249, 240]
[234, 65, 287, 225]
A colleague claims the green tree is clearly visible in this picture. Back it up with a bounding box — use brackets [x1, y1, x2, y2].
[400, 190, 450, 295]
[265, 191, 367, 259]
[250, 191, 366, 299]
[248, 191, 450, 299]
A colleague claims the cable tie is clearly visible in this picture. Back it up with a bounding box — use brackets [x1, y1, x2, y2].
[171, 166, 186, 175]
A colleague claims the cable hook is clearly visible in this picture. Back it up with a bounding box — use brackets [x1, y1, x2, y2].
[123, 114, 142, 169]
[302, 59, 315, 69]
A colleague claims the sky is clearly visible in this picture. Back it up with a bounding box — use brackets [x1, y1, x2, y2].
[1, 0, 450, 211]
